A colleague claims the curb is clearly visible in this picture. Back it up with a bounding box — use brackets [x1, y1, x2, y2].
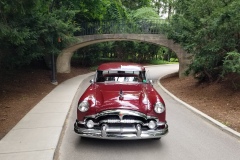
[158, 73, 240, 140]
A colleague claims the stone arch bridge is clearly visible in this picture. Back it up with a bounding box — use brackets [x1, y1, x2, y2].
[56, 20, 192, 77]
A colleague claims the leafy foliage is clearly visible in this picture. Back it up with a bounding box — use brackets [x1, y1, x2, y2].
[130, 7, 160, 20]
[167, 0, 240, 82]
[104, 0, 129, 20]
[222, 52, 240, 75]
[74, 0, 110, 22]
[0, 0, 79, 68]
[0, 0, 176, 69]
[151, 0, 176, 19]
[121, 0, 151, 10]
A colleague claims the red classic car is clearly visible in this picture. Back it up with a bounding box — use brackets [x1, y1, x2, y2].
[74, 62, 168, 140]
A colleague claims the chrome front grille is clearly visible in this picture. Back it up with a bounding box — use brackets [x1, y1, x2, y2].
[91, 109, 149, 125]
[122, 115, 146, 122]
[95, 114, 147, 125]
[94, 109, 148, 120]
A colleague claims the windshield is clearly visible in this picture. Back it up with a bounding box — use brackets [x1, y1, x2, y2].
[96, 70, 146, 83]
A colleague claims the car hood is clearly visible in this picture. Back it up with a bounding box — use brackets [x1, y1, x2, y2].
[95, 83, 149, 113]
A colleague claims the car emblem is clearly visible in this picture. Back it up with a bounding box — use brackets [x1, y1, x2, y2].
[119, 112, 124, 120]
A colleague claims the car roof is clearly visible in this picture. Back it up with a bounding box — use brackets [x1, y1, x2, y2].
[97, 62, 145, 71]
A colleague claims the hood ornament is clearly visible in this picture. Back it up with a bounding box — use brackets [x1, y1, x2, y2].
[119, 89, 124, 100]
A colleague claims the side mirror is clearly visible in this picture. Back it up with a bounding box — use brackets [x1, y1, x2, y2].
[90, 79, 94, 84]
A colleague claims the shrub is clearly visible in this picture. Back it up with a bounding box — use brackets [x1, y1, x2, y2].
[222, 51, 240, 75]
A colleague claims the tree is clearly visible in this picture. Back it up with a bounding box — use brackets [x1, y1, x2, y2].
[152, 0, 176, 19]
[167, 0, 240, 82]
[121, 0, 151, 10]
[74, 0, 110, 23]
[0, 0, 78, 68]
[104, 0, 129, 20]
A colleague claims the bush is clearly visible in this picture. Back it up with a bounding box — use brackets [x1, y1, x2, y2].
[170, 58, 178, 62]
[222, 51, 240, 75]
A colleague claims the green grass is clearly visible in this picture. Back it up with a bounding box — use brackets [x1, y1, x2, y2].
[148, 59, 179, 65]
[82, 58, 179, 71]
[90, 66, 98, 71]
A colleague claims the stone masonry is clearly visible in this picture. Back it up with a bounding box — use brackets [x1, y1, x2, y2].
[56, 34, 192, 78]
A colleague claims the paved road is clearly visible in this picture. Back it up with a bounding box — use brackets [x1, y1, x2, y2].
[55, 64, 240, 160]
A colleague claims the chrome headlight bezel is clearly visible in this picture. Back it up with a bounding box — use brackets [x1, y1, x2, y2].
[154, 102, 165, 114]
[78, 101, 90, 112]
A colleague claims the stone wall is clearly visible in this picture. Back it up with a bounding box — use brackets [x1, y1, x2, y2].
[56, 34, 192, 78]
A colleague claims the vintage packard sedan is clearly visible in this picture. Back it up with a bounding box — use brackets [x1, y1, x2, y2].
[74, 62, 168, 140]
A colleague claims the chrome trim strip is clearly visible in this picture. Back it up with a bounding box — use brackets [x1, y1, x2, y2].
[147, 116, 159, 120]
[99, 119, 143, 124]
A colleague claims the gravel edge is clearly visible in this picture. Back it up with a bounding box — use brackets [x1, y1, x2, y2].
[158, 73, 240, 140]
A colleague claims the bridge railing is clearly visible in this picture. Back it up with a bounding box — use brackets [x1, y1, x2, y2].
[76, 19, 167, 36]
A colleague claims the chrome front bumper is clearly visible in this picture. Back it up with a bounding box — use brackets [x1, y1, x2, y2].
[74, 120, 168, 140]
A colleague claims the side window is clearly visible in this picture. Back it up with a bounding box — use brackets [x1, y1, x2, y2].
[96, 71, 105, 82]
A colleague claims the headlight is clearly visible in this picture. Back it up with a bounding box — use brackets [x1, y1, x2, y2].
[78, 101, 89, 112]
[154, 102, 165, 113]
